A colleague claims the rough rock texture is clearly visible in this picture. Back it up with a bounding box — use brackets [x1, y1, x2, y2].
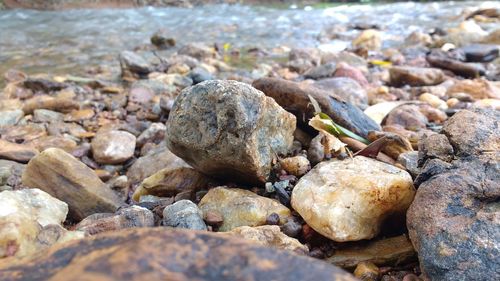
[119, 51, 150, 78]
[22, 148, 122, 221]
[75, 206, 154, 235]
[446, 78, 500, 100]
[226, 225, 308, 254]
[163, 200, 207, 230]
[252, 78, 379, 138]
[327, 235, 417, 269]
[0, 228, 356, 281]
[91, 130, 136, 164]
[291, 156, 415, 242]
[389, 66, 445, 86]
[199, 187, 292, 231]
[312, 77, 368, 109]
[407, 108, 500, 281]
[0, 188, 83, 258]
[0, 139, 39, 163]
[166, 80, 296, 185]
[0, 160, 25, 190]
[132, 162, 213, 202]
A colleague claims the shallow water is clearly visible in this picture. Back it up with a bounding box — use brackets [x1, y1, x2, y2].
[0, 1, 498, 78]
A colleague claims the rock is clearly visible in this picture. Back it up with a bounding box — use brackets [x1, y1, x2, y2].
[199, 187, 292, 232]
[178, 43, 216, 60]
[91, 130, 136, 164]
[279, 155, 310, 177]
[129, 79, 175, 104]
[136, 123, 166, 147]
[119, 51, 151, 78]
[407, 108, 499, 281]
[418, 133, 454, 164]
[22, 96, 79, 114]
[0, 110, 23, 128]
[150, 29, 176, 49]
[22, 148, 122, 221]
[189, 66, 214, 84]
[132, 164, 213, 202]
[64, 108, 95, 122]
[419, 93, 447, 110]
[0, 188, 83, 258]
[474, 99, 500, 110]
[253, 78, 380, 138]
[75, 206, 154, 235]
[0, 228, 356, 281]
[333, 63, 369, 87]
[28, 136, 77, 153]
[397, 151, 420, 177]
[166, 80, 295, 185]
[0, 140, 39, 163]
[389, 67, 444, 87]
[459, 44, 499, 62]
[427, 53, 485, 78]
[33, 109, 64, 123]
[353, 29, 382, 51]
[127, 145, 184, 185]
[163, 200, 206, 230]
[383, 105, 428, 131]
[22, 78, 67, 92]
[225, 225, 308, 254]
[0, 160, 25, 190]
[447, 78, 500, 100]
[291, 156, 415, 242]
[327, 235, 416, 270]
[303, 62, 337, 79]
[354, 262, 379, 281]
[313, 77, 368, 109]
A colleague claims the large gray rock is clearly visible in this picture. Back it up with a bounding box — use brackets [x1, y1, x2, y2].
[407, 108, 500, 281]
[166, 80, 296, 185]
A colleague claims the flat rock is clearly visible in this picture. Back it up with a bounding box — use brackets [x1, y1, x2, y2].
[0, 140, 39, 163]
[22, 148, 122, 221]
[75, 206, 154, 235]
[225, 225, 308, 255]
[389, 66, 445, 87]
[0, 110, 24, 128]
[91, 130, 136, 164]
[407, 108, 499, 281]
[253, 78, 379, 138]
[166, 80, 295, 185]
[163, 200, 207, 230]
[312, 77, 368, 109]
[0, 228, 356, 281]
[0, 188, 83, 258]
[199, 187, 292, 231]
[291, 156, 415, 242]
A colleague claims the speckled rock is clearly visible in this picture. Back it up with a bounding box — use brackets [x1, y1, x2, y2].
[91, 130, 136, 164]
[199, 187, 292, 232]
[166, 80, 296, 185]
[22, 148, 122, 221]
[292, 156, 415, 242]
[389, 66, 444, 87]
[75, 206, 154, 235]
[225, 225, 308, 254]
[163, 200, 207, 230]
[407, 108, 499, 281]
[0, 228, 356, 281]
[0, 188, 83, 258]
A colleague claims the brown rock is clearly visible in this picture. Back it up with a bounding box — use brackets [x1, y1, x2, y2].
[0, 140, 39, 163]
[27, 136, 77, 153]
[354, 262, 379, 281]
[22, 148, 122, 221]
[22, 96, 79, 114]
[312, 77, 368, 109]
[252, 78, 380, 138]
[0, 228, 355, 281]
[225, 225, 308, 255]
[367, 131, 414, 160]
[75, 206, 154, 235]
[91, 130, 136, 164]
[447, 78, 500, 100]
[126, 145, 183, 185]
[383, 105, 428, 131]
[389, 66, 445, 87]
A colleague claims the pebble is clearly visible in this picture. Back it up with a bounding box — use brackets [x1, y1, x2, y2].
[91, 130, 136, 164]
[162, 200, 207, 230]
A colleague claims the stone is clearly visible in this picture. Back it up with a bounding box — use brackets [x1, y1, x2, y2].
[163, 200, 206, 230]
[383, 105, 428, 131]
[75, 206, 154, 235]
[333, 62, 369, 88]
[397, 151, 420, 178]
[189, 66, 214, 84]
[0, 228, 356, 281]
[0, 140, 39, 163]
[418, 133, 454, 164]
[459, 44, 499, 62]
[447, 78, 500, 100]
[427, 53, 485, 78]
[474, 99, 500, 110]
[198, 187, 292, 232]
[150, 29, 176, 49]
[91, 130, 136, 164]
[119, 51, 151, 78]
[166, 80, 295, 185]
[33, 109, 64, 123]
[253, 78, 380, 138]
[291, 156, 415, 242]
[23, 78, 67, 92]
[225, 225, 308, 255]
[28, 136, 77, 153]
[64, 108, 95, 122]
[0, 188, 82, 258]
[313, 77, 368, 109]
[418, 93, 447, 110]
[389, 67, 444, 87]
[22, 96, 79, 114]
[0, 110, 23, 128]
[0, 160, 25, 190]
[352, 29, 382, 51]
[132, 164, 213, 202]
[407, 108, 499, 281]
[354, 262, 379, 281]
[279, 155, 310, 177]
[22, 148, 122, 221]
[136, 123, 166, 147]
[326, 235, 417, 269]
[303, 62, 337, 79]
[178, 43, 216, 60]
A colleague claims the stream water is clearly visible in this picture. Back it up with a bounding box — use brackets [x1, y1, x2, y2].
[0, 1, 498, 78]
